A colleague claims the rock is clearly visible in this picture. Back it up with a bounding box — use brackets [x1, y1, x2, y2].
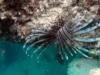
[0, 0, 3, 4]
[89, 68, 100, 75]
[67, 58, 100, 75]
[17, 25, 31, 39]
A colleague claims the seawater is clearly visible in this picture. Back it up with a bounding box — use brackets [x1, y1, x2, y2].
[0, 40, 100, 75]
[0, 40, 67, 75]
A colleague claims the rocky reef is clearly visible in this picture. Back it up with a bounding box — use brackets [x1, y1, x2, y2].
[0, 0, 99, 40]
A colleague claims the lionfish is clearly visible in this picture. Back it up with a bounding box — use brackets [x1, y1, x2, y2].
[23, 16, 100, 63]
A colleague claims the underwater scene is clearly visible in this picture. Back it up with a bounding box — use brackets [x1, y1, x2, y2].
[0, 0, 100, 75]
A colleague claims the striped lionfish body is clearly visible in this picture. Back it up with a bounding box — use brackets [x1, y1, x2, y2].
[23, 16, 100, 63]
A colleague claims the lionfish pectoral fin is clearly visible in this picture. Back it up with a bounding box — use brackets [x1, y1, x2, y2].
[77, 46, 100, 57]
[73, 46, 92, 58]
[57, 28, 79, 62]
[32, 28, 48, 34]
[57, 31, 69, 60]
[30, 42, 48, 58]
[23, 36, 42, 49]
[74, 37, 100, 42]
[74, 23, 100, 35]
[73, 16, 85, 28]
[59, 28, 75, 56]
[60, 29, 78, 56]
[26, 38, 47, 51]
[24, 35, 49, 56]
[74, 18, 94, 32]
[56, 42, 67, 64]
[56, 51, 65, 64]
[24, 33, 47, 48]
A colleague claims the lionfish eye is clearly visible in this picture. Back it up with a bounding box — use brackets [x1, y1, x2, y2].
[23, 16, 100, 64]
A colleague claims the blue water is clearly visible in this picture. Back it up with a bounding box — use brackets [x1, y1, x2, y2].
[0, 41, 67, 75]
[0, 40, 100, 75]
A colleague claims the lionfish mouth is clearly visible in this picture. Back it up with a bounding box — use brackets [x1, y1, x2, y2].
[23, 16, 100, 63]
